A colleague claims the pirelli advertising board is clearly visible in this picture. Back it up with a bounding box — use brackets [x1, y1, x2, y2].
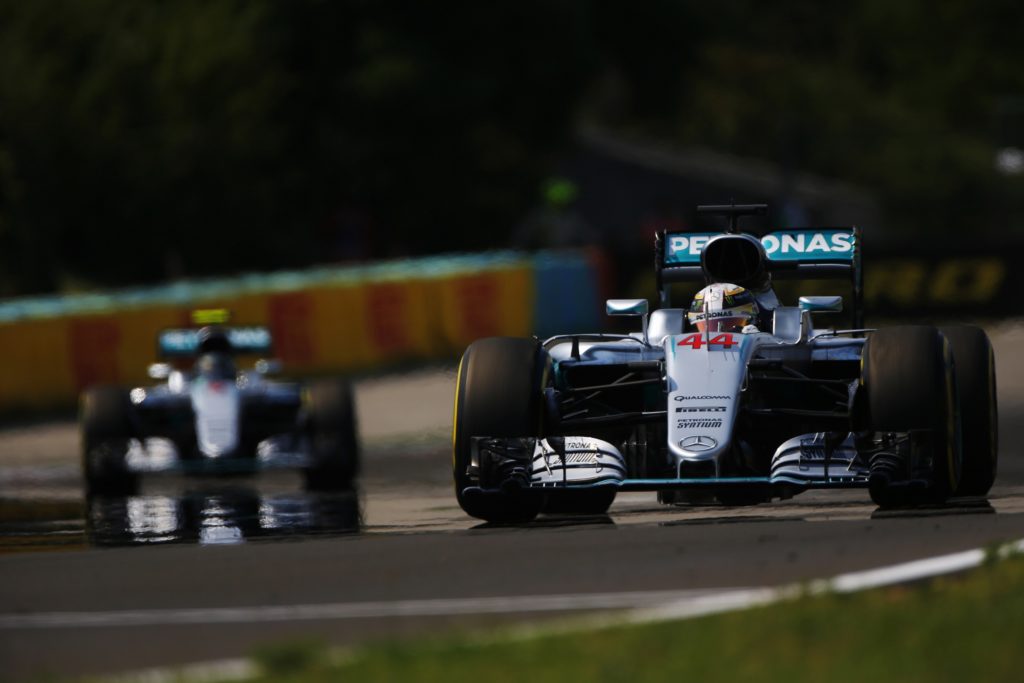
[863, 250, 1011, 315]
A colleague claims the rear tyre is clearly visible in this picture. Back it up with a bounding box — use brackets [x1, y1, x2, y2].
[452, 337, 548, 523]
[304, 380, 360, 492]
[862, 326, 961, 506]
[81, 386, 139, 497]
[939, 326, 998, 497]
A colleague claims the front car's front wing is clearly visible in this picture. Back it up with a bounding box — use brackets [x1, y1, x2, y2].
[462, 432, 875, 503]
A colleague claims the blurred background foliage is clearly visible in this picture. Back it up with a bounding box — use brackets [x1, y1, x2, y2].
[1, 0, 1022, 296]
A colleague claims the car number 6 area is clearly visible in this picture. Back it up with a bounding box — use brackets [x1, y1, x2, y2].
[677, 333, 737, 350]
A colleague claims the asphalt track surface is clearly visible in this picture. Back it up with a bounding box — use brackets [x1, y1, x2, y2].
[2, 323, 1023, 681]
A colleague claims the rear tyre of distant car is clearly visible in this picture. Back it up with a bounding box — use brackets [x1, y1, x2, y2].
[81, 386, 139, 497]
[452, 337, 548, 523]
[862, 326, 961, 507]
[304, 380, 360, 492]
[939, 325, 998, 497]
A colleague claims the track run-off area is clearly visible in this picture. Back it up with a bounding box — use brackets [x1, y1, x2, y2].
[1, 321, 1023, 681]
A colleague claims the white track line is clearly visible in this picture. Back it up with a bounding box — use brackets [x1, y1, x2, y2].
[629, 537, 1024, 624]
[0, 589, 724, 629]
[8, 538, 1024, 683]
[4, 540, 1024, 632]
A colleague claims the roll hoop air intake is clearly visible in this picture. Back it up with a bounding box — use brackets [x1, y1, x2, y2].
[700, 233, 771, 291]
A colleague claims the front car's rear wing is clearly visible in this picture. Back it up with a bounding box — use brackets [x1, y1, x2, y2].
[655, 226, 864, 328]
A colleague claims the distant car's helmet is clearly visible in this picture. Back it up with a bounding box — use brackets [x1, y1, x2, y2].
[196, 326, 233, 354]
[688, 283, 759, 333]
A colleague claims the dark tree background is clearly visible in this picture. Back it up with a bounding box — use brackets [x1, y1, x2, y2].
[1, 0, 1022, 296]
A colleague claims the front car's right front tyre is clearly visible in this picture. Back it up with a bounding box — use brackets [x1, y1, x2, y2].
[452, 337, 549, 523]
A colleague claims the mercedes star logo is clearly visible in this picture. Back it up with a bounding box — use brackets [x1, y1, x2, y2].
[680, 435, 718, 452]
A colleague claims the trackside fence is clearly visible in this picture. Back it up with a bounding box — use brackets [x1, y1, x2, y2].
[0, 243, 1019, 415]
[0, 250, 604, 413]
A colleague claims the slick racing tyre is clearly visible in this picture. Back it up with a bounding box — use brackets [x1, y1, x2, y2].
[862, 326, 962, 506]
[452, 337, 548, 523]
[939, 326, 998, 497]
[304, 379, 360, 492]
[81, 386, 139, 497]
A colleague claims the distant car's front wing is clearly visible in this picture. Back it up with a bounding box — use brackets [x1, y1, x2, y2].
[124, 436, 313, 474]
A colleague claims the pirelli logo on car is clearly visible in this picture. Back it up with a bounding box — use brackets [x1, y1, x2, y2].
[665, 229, 857, 265]
[675, 406, 726, 413]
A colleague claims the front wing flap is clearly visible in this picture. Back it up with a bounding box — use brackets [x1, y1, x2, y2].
[461, 434, 876, 502]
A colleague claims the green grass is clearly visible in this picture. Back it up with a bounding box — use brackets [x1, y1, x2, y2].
[240, 553, 1024, 683]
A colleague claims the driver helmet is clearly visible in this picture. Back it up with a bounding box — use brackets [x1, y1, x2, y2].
[688, 283, 759, 333]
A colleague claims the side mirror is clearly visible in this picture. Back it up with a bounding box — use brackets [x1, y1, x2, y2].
[798, 295, 843, 313]
[254, 359, 282, 375]
[606, 299, 650, 343]
[606, 299, 649, 317]
[148, 363, 171, 379]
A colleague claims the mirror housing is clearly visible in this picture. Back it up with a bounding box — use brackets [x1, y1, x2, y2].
[254, 359, 282, 375]
[147, 363, 171, 379]
[798, 295, 843, 313]
[606, 299, 649, 317]
[606, 299, 650, 344]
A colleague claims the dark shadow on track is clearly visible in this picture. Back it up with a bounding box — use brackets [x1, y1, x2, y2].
[870, 497, 995, 520]
[470, 514, 616, 530]
[658, 515, 803, 527]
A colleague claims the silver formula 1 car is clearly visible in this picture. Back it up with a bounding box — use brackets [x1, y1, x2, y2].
[452, 204, 998, 522]
[80, 315, 359, 496]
